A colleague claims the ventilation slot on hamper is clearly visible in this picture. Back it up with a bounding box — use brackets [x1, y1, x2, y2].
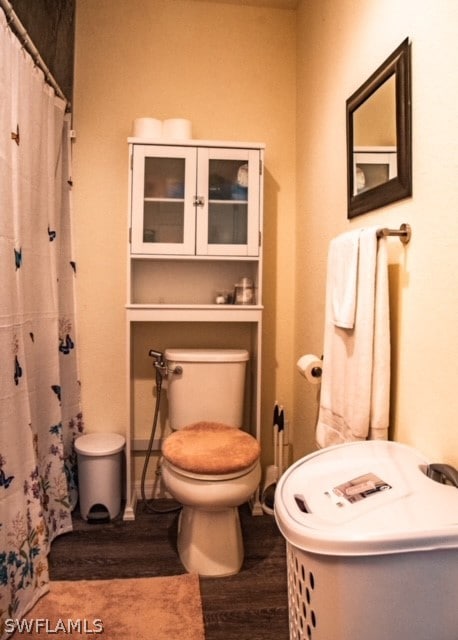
[287, 544, 318, 640]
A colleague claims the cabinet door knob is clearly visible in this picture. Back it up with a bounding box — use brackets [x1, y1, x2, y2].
[193, 195, 205, 207]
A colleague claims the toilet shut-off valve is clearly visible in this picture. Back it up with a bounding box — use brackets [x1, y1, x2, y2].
[148, 349, 182, 378]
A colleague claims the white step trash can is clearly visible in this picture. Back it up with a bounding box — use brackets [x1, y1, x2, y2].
[274, 440, 458, 640]
[75, 433, 125, 522]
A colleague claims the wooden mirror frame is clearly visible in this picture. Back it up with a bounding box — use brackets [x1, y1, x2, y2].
[346, 39, 412, 218]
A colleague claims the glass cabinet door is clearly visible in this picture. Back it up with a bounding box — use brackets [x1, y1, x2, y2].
[196, 148, 260, 256]
[130, 145, 197, 254]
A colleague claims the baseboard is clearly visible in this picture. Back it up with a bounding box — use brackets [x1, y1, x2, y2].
[134, 478, 172, 500]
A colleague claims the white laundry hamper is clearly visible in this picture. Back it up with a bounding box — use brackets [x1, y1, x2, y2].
[274, 440, 458, 640]
[75, 433, 125, 522]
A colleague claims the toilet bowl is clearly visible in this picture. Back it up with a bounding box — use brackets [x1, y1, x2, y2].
[160, 348, 260, 577]
[162, 422, 261, 576]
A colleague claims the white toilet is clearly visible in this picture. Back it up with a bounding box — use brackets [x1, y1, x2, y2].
[161, 348, 261, 577]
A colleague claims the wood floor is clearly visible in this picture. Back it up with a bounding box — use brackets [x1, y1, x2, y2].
[49, 500, 290, 640]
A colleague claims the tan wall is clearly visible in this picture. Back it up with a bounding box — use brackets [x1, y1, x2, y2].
[73, 0, 296, 475]
[353, 75, 396, 147]
[295, 0, 458, 467]
[74, 0, 458, 487]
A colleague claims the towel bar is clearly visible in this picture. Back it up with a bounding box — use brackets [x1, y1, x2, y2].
[376, 223, 411, 244]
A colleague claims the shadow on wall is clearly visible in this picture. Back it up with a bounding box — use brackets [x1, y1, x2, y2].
[260, 167, 279, 466]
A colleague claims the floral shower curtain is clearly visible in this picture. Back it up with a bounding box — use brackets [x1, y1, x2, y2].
[0, 9, 83, 637]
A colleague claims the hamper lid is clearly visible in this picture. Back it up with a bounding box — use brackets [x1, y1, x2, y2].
[165, 348, 249, 363]
[274, 440, 458, 556]
[75, 433, 125, 456]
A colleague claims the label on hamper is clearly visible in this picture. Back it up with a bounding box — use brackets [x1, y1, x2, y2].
[332, 473, 392, 504]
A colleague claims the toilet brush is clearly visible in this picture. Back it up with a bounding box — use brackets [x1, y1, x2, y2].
[278, 407, 285, 477]
[261, 402, 280, 514]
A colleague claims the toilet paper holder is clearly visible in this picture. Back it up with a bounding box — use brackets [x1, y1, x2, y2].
[310, 364, 322, 378]
[297, 354, 323, 383]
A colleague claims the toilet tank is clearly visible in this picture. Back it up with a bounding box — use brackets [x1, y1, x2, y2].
[165, 348, 249, 429]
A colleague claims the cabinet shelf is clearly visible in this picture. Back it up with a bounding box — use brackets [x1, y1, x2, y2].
[126, 303, 263, 322]
[209, 199, 248, 204]
[130, 253, 260, 261]
[144, 197, 185, 202]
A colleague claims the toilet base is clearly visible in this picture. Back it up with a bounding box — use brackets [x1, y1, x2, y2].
[177, 505, 244, 577]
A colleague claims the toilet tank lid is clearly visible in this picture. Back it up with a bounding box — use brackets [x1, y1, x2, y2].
[165, 348, 249, 362]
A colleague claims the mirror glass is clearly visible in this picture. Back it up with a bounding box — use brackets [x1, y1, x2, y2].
[347, 39, 412, 218]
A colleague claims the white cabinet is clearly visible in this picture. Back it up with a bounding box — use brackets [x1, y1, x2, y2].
[124, 139, 265, 520]
[352, 146, 397, 195]
[130, 144, 261, 257]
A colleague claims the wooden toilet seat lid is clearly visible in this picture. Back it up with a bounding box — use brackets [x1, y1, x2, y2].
[162, 421, 260, 475]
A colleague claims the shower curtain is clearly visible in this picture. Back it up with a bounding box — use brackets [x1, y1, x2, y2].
[0, 9, 83, 637]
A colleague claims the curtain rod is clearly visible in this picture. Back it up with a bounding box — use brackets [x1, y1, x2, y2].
[0, 0, 68, 104]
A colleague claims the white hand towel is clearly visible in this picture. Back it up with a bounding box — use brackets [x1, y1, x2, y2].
[329, 230, 361, 329]
[369, 235, 390, 440]
[316, 227, 390, 448]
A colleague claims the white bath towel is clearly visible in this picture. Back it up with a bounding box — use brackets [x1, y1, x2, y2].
[330, 230, 361, 329]
[315, 227, 390, 448]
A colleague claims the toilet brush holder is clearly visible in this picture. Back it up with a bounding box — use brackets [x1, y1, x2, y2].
[261, 464, 279, 515]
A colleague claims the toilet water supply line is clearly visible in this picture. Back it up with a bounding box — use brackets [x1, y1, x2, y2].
[140, 349, 182, 514]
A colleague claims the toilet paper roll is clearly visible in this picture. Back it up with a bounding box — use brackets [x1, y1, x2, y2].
[162, 118, 192, 140]
[297, 354, 322, 384]
[132, 117, 162, 139]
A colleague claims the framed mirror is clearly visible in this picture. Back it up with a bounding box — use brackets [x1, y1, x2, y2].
[346, 39, 412, 218]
